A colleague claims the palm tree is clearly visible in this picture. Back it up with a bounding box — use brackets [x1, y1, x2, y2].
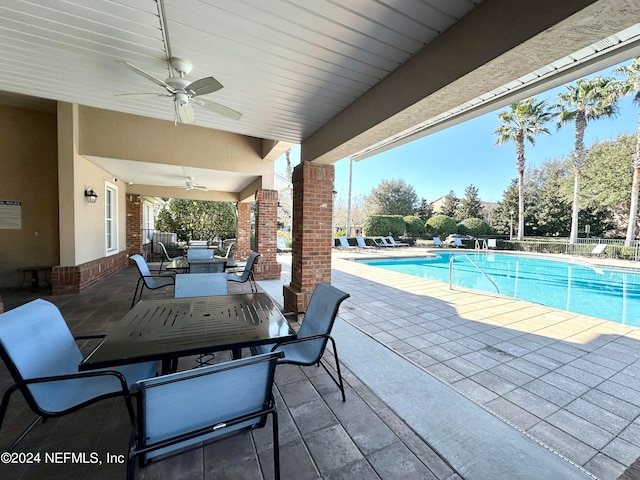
[615, 58, 640, 247]
[494, 97, 554, 241]
[555, 77, 620, 244]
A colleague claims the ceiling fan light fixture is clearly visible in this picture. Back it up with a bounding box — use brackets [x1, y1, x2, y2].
[175, 92, 189, 106]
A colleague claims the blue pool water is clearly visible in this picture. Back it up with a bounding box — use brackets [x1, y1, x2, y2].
[358, 252, 640, 326]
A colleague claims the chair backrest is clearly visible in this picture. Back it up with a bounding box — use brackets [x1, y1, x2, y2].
[379, 236, 390, 245]
[592, 244, 607, 254]
[338, 237, 350, 247]
[387, 236, 397, 245]
[158, 241, 172, 260]
[133, 352, 282, 461]
[0, 299, 83, 412]
[188, 240, 208, 248]
[276, 237, 288, 249]
[222, 242, 234, 258]
[296, 283, 350, 360]
[187, 249, 214, 262]
[487, 238, 497, 249]
[235, 252, 260, 282]
[453, 237, 463, 247]
[433, 237, 442, 246]
[189, 261, 225, 273]
[356, 237, 367, 247]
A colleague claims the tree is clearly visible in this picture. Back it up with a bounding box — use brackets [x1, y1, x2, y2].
[492, 180, 519, 236]
[458, 184, 484, 220]
[494, 97, 554, 241]
[404, 215, 426, 237]
[414, 198, 433, 222]
[615, 58, 640, 246]
[555, 77, 620, 243]
[457, 218, 492, 237]
[156, 199, 236, 241]
[425, 214, 457, 238]
[369, 179, 418, 216]
[440, 190, 459, 218]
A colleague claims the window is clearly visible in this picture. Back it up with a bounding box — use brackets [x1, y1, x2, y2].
[105, 183, 118, 254]
[143, 200, 154, 244]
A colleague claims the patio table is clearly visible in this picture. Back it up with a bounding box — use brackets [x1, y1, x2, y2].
[79, 293, 294, 374]
[174, 273, 227, 297]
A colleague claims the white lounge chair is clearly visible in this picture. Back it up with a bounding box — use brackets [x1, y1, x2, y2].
[590, 244, 607, 257]
[487, 239, 497, 249]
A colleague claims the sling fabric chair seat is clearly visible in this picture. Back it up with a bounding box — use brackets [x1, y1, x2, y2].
[0, 299, 159, 451]
[251, 282, 350, 401]
[226, 251, 260, 292]
[127, 352, 283, 480]
[130, 254, 175, 307]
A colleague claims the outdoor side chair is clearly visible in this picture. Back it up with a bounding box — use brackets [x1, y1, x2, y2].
[158, 241, 185, 272]
[226, 251, 260, 292]
[0, 299, 159, 451]
[250, 282, 350, 401]
[276, 236, 292, 253]
[127, 352, 284, 480]
[130, 254, 175, 307]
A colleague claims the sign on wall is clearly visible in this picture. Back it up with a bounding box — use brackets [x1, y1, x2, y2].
[0, 200, 22, 229]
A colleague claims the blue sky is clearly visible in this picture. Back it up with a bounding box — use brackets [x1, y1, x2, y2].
[276, 59, 639, 203]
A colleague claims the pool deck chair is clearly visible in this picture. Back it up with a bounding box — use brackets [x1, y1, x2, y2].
[379, 236, 398, 247]
[387, 236, 409, 247]
[130, 254, 175, 307]
[433, 237, 443, 247]
[453, 237, 464, 248]
[127, 352, 283, 480]
[356, 237, 376, 250]
[0, 299, 159, 452]
[590, 244, 607, 257]
[251, 282, 350, 402]
[487, 238, 497, 249]
[276, 236, 291, 253]
[158, 241, 185, 272]
[337, 237, 354, 250]
[227, 251, 260, 292]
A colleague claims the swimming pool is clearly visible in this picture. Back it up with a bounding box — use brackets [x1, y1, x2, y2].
[357, 252, 640, 326]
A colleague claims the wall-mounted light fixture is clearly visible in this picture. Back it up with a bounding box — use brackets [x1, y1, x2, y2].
[84, 187, 98, 203]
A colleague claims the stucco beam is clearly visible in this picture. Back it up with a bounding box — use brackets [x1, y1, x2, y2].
[128, 185, 240, 202]
[262, 139, 292, 162]
[238, 178, 264, 203]
[301, 0, 637, 165]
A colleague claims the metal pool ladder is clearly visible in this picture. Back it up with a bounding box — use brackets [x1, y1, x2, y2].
[449, 254, 500, 293]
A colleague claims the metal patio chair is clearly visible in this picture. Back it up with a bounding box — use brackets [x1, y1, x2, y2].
[158, 241, 185, 271]
[130, 254, 175, 307]
[251, 282, 350, 401]
[226, 251, 260, 292]
[0, 299, 159, 451]
[127, 352, 283, 480]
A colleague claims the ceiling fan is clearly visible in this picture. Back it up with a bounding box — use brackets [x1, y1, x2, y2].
[171, 177, 208, 191]
[115, 57, 242, 124]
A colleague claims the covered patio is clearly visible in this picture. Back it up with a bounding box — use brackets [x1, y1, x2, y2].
[3, 250, 640, 479]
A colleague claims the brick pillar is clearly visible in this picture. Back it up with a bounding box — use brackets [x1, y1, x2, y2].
[254, 189, 281, 280]
[283, 162, 334, 313]
[236, 202, 252, 260]
[126, 194, 143, 257]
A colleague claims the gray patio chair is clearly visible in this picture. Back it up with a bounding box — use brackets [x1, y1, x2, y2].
[130, 254, 175, 307]
[276, 236, 291, 253]
[0, 299, 159, 451]
[226, 251, 260, 292]
[250, 282, 350, 401]
[158, 241, 185, 271]
[127, 351, 283, 480]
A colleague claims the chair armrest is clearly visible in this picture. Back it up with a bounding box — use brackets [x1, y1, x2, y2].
[282, 311, 305, 317]
[141, 274, 175, 283]
[270, 333, 330, 350]
[12, 370, 130, 392]
[74, 334, 106, 341]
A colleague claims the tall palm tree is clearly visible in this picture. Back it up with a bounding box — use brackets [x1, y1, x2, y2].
[615, 58, 640, 247]
[494, 97, 554, 241]
[555, 77, 620, 244]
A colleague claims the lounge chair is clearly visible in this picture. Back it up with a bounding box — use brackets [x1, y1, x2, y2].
[0, 299, 159, 451]
[453, 237, 464, 248]
[127, 352, 283, 480]
[337, 237, 354, 249]
[276, 236, 292, 253]
[590, 244, 607, 257]
[387, 236, 409, 247]
[356, 237, 376, 250]
[433, 237, 443, 247]
[487, 239, 497, 249]
[227, 251, 260, 292]
[251, 282, 350, 401]
[378, 236, 397, 247]
[130, 254, 175, 307]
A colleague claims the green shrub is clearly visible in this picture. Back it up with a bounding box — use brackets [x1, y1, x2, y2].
[404, 215, 426, 237]
[457, 218, 492, 237]
[425, 214, 457, 237]
[364, 215, 405, 236]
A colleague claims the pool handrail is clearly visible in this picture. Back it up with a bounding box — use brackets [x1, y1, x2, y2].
[449, 254, 500, 294]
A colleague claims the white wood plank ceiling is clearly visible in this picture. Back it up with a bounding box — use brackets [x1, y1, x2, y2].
[0, 0, 482, 144]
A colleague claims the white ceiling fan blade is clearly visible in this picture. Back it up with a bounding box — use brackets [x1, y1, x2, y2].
[187, 77, 223, 96]
[195, 98, 242, 120]
[116, 93, 173, 99]
[176, 102, 195, 124]
[116, 60, 176, 93]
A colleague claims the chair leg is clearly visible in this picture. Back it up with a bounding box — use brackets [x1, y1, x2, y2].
[321, 337, 346, 402]
[131, 278, 144, 308]
[8, 416, 43, 452]
[272, 409, 280, 480]
[249, 271, 257, 293]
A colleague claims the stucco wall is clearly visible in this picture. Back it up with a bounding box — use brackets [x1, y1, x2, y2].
[0, 106, 59, 288]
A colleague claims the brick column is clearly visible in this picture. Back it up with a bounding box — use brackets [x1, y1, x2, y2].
[235, 202, 252, 260]
[283, 162, 334, 313]
[254, 189, 281, 280]
[126, 194, 143, 257]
